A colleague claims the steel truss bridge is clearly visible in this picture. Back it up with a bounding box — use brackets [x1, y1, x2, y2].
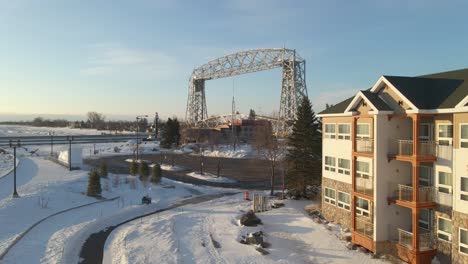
[185, 48, 308, 135]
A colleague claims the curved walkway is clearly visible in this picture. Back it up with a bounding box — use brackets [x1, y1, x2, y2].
[0, 196, 119, 261]
[0, 158, 37, 201]
[77, 193, 238, 264]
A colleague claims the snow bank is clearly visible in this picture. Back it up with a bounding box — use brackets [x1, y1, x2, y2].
[58, 146, 83, 168]
[186, 172, 236, 183]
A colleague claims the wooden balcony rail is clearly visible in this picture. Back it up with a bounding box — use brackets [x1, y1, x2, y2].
[396, 140, 436, 157]
[398, 228, 435, 251]
[355, 177, 373, 196]
[356, 138, 373, 153]
[435, 191, 453, 207]
[356, 218, 373, 239]
[395, 185, 435, 203]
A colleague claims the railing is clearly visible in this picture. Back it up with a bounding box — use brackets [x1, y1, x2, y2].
[435, 191, 453, 207]
[436, 144, 453, 160]
[356, 218, 373, 238]
[398, 229, 435, 251]
[356, 138, 373, 153]
[356, 177, 373, 196]
[396, 140, 436, 157]
[395, 185, 435, 203]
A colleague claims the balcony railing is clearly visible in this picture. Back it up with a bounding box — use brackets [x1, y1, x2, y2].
[356, 138, 373, 153]
[436, 144, 453, 160]
[398, 228, 436, 251]
[394, 185, 435, 203]
[396, 140, 436, 157]
[356, 177, 373, 196]
[356, 218, 373, 239]
[435, 191, 453, 207]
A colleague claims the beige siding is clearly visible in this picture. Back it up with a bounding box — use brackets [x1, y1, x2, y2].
[454, 113, 468, 149]
[434, 114, 453, 144]
[355, 99, 372, 114]
[377, 85, 410, 112]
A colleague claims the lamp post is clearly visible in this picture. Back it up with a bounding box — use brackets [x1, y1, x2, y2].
[9, 140, 20, 198]
[67, 136, 74, 171]
[136, 115, 148, 162]
[48, 132, 55, 157]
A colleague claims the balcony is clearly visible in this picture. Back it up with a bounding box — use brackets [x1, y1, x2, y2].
[355, 177, 373, 196]
[356, 138, 373, 154]
[396, 140, 436, 157]
[390, 185, 435, 204]
[398, 228, 436, 251]
[355, 217, 373, 239]
[435, 191, 453, 207]
[436, 144, 453, 161]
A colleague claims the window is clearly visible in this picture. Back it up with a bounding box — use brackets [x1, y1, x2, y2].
[419, 209, 431, 230]
[438, 124, 453, 146]
[337, 192, 350, 211]
[419, 166, 432, 186]
[461, 124, 468, 148]
[324, 124, 336, 139]
[338, 158, 351, 175]
[338, 124, 351, 140]
[437, 217, 452, 242]
[461, 177, 468, 201]
[356, 124, 370, 138]
[460, 228, 468, 255]
[438, 171, 452, 194]
[324, 156, 336, 172]
[324, 188, 336, 205]
[419, 123, 433, 141]
[356, 161, 370, 179]
[356, 197, 370, 217]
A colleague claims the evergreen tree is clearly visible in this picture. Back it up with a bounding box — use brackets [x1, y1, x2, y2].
[87, 169, 102, 197]
[129, 161, 138, 176]
[161, 118, 181, 148]
[249, 109, 256, 119]
[139, 161, 150, 181]
[151, 163, 162, 183]
[99, 161, 108, 178]
[286, 97, 322, 197]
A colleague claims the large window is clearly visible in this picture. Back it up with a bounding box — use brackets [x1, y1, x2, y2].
[461, 177, 468, 201]
[337, 192, 350, 211]
[324, 156, 336, 172]
[356, 197, 370, 217]
[324, 188, 336, 205]
[438, 124, 453, 146]
[356, 161, 370, 179]
[338, 158, 351, 175]
[461, 124, 468, 148]
[460, 228, 468, 255]
[338, 124, 351, 140]
[437, 217, 452, 242]
[419, 123, 433, 141]
[356, 124, 370, 138]
[324, 124, 336, 139]
[438, 171, 452, 194]
[419, 166, 433, 186]
[419, 209, 431, 230]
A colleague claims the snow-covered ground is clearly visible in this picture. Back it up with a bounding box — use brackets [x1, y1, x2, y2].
[0, 125, 112, 137]
[103, 194, 388, 264]
[0, 156, 223, 264]
[200, 145, 256, 159]
[186, 172, 237, 183]
[0, 154, 17, 178]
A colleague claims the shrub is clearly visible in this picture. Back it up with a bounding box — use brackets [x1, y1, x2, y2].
[87, 170, 102, 197]
[139, 161, 150, 182]
[129, 161, 138, 176]
[151, 163, 162, 184]
[99, 161, 108, 178]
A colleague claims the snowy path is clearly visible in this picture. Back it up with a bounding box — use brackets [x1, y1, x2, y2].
[103, 195, 388, 264]
[0, 157, 38, 200]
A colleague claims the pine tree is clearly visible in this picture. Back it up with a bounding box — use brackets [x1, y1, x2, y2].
[87, 170, 102, 197]
[129, 161, 138, 176]
[161, 118, 180, 148]
[151, 163, 162, 183]
[286, 97, 322, 197]
[99, 161, 108, 178]
[139, 161, 150, 181]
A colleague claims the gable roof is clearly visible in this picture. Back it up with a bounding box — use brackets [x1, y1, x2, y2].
[319, 96, 354, 114]
[419, 68, 468, 108]
[383, 75, 463, 109]
[360, 90, 392, 111]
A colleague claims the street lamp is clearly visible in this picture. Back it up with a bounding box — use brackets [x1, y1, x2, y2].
[9, 140, 21, 198]
[136, 115, 148, 162]
[67, 136, 74, 171]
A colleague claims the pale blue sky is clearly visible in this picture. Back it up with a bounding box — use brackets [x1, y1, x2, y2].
[1, 0, 468, 121]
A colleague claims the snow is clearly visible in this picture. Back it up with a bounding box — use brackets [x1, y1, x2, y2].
[0, 125, 112, 137]
[0, 154, 18, 178]
[186, 172, 237, 183]
[200, 145, 256, 159]
[58, 146, 83, 168]
[103, 194, 388, 264]
[154, 164, 185, 172]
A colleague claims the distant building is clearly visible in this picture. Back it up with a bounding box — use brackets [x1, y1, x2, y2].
[317, 68, 468, 264]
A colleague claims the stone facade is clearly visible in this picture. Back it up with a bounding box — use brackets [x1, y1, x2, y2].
[374, 240, 398, 257]
[451, 211, 468, 264]
[435, 209, 452, 264]
[321, 177, 352, 229]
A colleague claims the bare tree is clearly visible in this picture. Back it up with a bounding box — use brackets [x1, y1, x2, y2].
[254, 123, 286, 196]
[87, 112, 106, 129]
